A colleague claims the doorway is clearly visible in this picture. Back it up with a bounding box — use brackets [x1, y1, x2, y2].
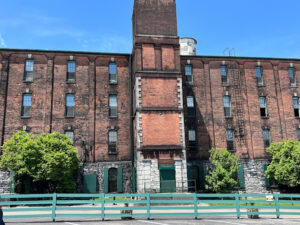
[159, 166, 176, 193]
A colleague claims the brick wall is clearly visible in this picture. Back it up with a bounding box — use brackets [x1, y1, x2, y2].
[142, 44, 155, 70]
[181, 56, 300, 161]
[141, 112, 181, 146]
[141, 77, 178, 108]
[133, 0, 178, 37]
[0, 50, 131, 163]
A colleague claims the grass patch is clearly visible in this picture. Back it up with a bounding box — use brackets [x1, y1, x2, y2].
[207, 197, 300, 207]
[91, 197, 133, 201]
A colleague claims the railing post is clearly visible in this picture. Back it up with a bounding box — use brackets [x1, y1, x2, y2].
[101, 193, 105, 221]
[235, 193, 240, 219]
[52, 193, 57, 222]
[146, 193, 151, 220]
[275, 194, 280, 219]
[193, 192, 198, 219]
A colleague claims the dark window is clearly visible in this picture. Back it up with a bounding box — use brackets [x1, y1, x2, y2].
[293, 97, 299, 117]
[21, 94, 32, 117]
[65, 94, 75, 117]
[226, 129, 235, 151]
[259, 96, 268, 117]
[109, 94, 118, 118]
[289, 68, 296, 86]
[185, 65, 193, 84]
[24, 60, 34, 82]
[108, 130, 117, 153]
[65, 130, 74, 143]
[297, 128, 300, 141]
[223, 96, 232, 117]
[263, 129, 271, 149]
[109, 63, 117, 84]
[67, 61, 76, 82]
[187, 95, 195, 117]
[256, 66, 264, 86]
[108, 168, 118, 193]
[220, 65, 228, 85]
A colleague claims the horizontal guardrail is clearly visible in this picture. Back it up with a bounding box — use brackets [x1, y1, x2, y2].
[0, 193, 299, 221]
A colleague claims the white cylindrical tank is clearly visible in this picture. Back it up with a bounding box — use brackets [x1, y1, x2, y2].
[180, 37, 197, 56]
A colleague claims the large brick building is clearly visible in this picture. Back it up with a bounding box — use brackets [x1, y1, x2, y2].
[0, 0, 299, 193]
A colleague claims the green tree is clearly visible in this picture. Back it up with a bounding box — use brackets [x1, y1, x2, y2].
[205, 148, 239, 193]
[265, 140, 300, 187]
[0, 131, 80, 193]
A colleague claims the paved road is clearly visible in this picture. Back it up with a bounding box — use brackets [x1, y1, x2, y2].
[4, 217, 300, 225]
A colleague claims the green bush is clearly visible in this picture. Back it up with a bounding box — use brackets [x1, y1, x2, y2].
[0, 131, 81, 193]
[205, 148, 239, 193]
[266, 140, 300, 187]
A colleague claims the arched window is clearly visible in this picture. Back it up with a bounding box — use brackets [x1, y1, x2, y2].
[108, 168, 118, 193]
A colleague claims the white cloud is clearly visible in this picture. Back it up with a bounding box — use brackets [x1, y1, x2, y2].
[0, 34, 7, 47]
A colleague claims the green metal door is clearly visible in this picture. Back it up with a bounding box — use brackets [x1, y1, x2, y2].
[10, 171, 15, 193]
[187, 166, 198, 192]
[159, 166, 176, 193]
[83, 174, 97, 193]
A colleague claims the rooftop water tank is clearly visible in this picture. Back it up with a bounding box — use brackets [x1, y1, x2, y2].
[180, 37, 197, 56]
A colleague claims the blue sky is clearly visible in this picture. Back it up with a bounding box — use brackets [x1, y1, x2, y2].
[0, 0, 299, 58]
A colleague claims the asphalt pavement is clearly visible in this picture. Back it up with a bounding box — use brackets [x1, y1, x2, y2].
[4, 217, 300, 225]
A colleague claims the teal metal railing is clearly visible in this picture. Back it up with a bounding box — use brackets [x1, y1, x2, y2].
[0, 193, 299, 221]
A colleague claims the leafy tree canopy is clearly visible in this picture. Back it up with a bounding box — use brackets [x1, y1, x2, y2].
[266, 140, 300, 187]
[205, 148, 239, 193]
[0, 131, 81, 193]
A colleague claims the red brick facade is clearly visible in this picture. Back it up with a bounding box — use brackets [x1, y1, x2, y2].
[182, 57, 300, 161]
[0, 0, 299, 193]
[0, 51, 131, 163]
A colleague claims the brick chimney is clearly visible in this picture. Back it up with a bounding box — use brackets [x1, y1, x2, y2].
[132, 0, 188, 193]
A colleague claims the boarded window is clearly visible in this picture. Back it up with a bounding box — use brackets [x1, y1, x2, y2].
[259, 96, 268, 117]
[24, 59, 34, 82]
[226, 129, 235, 151]
[108, 130, 117, 153]
[220, 65, 228, 84]
[263, 129, 271, 149]
[297, 128, 300, 141]
[223, 96, 232, 117]
[289, 68, 296, 86]
[256, 66, 264, 86]
[21, 94, 32, 117]
[67, 61, 76, 82]
[109, 63, 117, 84]
[109, 94, 118, 117]
[65, 94, 75, 117]
[185, 65, 193, 84]
[293, 97, 299, 117]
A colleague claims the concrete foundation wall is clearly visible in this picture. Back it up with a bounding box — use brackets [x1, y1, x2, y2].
[188, 159, 270, 193]
[240, 159, 269, 193]
[0, 169, 10, 194]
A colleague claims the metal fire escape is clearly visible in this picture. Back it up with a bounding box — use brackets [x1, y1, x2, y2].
[229, 63, 248, 148]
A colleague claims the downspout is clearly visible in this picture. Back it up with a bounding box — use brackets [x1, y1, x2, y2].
[49, 56, 55, 133]
[93, 59, 96, 163]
